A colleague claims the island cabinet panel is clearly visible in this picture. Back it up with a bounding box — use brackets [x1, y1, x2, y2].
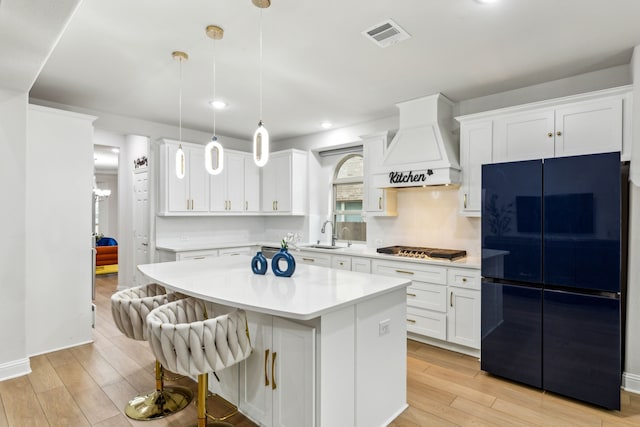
[240, 312, 316, 427]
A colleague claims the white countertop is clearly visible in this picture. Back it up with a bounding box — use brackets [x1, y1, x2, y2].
[155, 240, 481, 269]
[138, 255, 411, 321]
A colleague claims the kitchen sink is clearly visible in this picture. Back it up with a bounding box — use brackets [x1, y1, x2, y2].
[307, 244, 342, 250]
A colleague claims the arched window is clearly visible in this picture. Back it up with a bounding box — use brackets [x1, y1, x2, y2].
[333, 154, 366, 243]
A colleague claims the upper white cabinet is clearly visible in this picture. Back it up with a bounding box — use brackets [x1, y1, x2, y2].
[493, 97, 623, 162]
[157, 141, 267, 216]
[210, 151, 247, 213]
[456, 86, 631, 217]
[362, 132, 397, 217]
[458, 120, 492, 216]
[159, 140, 209, 214]
[261, 149, 308, 215]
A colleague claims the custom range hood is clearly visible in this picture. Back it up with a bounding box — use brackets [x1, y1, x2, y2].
[371, 93, 461, 188]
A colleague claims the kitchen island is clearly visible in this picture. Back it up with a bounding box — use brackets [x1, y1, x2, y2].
[138, 255, 411, 427]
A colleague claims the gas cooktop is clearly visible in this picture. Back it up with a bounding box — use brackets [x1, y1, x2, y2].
[376, 245, 467, 261]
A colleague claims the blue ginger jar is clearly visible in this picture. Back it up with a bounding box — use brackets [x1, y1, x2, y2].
[272, 247, 296, 277]
[251, 251, 268, 275]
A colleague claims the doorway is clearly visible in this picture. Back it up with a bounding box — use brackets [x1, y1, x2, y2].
[93, 144, 119, 277]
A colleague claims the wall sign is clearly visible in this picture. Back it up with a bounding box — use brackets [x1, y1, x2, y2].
[388, 169, 433, 184]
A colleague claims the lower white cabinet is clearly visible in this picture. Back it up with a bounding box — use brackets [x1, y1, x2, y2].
[219, 246, 252, 257]
[176, 249, 218, 261]
[351, 257, 371, 273]
[372, 259, 481, 353]
[295, 250, 331, 268]
[331, 255, 351, 271]
[240, 312, 316, 427]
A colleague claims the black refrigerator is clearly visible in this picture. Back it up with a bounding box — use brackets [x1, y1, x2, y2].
[481, 151, 625, 410]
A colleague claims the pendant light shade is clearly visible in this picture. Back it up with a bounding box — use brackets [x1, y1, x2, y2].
[205, 25, 225, 175]
[172, 50, 188, 179]
[253, 2, 270, 167]
[253, 120, 269, 167]
[175, 146, 186, 179]
[205, 136, 224, 175]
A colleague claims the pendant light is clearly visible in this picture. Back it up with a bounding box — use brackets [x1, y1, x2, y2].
[173, 51, 188, 179]
[252, 0, 270, 167]
[204, 25, 224, 175]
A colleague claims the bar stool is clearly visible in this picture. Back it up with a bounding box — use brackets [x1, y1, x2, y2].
[110, 283, 193, 420]
[146, 297, 252, 427]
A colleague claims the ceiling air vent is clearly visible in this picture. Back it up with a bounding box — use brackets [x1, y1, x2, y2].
[362, 19, 411, 48]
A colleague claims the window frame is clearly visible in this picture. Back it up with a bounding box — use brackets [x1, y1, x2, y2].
[332, 153, 365, 243]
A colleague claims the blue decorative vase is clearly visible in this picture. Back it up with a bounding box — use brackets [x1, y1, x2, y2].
[272, 248, 296, 277]
[251, 251, 268, 275]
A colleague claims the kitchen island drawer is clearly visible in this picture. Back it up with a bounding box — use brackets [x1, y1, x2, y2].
[371, 260, 447, 284]
[448, 268, 481, 290]
[406, 307, 446, 340]
[295, 250, 331, 267]
[406, 281, 447, 312]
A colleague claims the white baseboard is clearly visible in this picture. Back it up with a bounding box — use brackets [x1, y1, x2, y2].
[28, 339, 94, 358]
[623, 371, 640, 395]
[0, 358, 31, 381]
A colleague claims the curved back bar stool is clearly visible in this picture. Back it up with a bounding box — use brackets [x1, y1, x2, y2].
[147, 297, 252, 427]
[110, 283, 193, 420]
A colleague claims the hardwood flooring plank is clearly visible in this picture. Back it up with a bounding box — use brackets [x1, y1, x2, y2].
[0, 396, 9, 427]
[55, 361, 121, 424]
[92, 413, 132, 427]
[0, 376, 49, 426]
[37, 386, 90, 427]
[70, 343, 124, 388]
[388, 405, 458, 427]
[450, 396, 535, 427]
[46, 348, 77, 369]
[413, 369, 496, 407]
[28, 354, 64, 393]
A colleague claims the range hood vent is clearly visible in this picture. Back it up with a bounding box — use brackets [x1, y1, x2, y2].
[362, 19, 411, 48]
[371, 93, 461, 188]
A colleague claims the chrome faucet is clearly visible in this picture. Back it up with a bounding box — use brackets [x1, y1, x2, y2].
[321, 220, 337, 246]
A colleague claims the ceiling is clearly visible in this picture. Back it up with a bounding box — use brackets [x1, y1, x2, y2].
[18, 1, 640, 141]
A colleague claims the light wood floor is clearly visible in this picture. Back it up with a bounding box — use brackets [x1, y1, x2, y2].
[0, 275, 638, 426]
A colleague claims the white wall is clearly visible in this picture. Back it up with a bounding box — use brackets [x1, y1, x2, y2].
[0, 89, 29, 379]
[624, 46, 640, 393]
[25, 105, 95, 356]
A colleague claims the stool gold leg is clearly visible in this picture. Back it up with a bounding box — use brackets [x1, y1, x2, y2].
[192, 373, 234, 427]
[124, 360, 193, 420]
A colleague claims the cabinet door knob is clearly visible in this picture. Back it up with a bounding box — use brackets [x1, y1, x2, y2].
[547, 132, 553, 138]
[556, 131, 562, 136]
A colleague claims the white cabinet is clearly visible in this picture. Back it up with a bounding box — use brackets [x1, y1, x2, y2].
[351, 257, 371, 273]
[210, 151, 244, 213]
[210, 151, 261, 213]
[244, 156, 261, 213]
[160, 140, 209, 214]
[362, 132, 397, 216]
[175, 249, 218, 261]
[240, 312, 315, 427]
[372, 259, 481, 354]
[458, 120, 493, 216]
[295, 250, 331, 268]
[493, 95, 624, 163]
[331, 255, 352, 271]
[261, 149, 308, 215]
[447, 268, 481, 349]
[219, 246, 252, 257]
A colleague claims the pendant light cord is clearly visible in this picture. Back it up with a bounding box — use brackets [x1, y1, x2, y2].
[259, 9, 263, 121]
[179, 57, 183, 145]
[212, 37, 217, 136]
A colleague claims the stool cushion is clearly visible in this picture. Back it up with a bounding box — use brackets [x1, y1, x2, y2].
[111, 283, 184, 341]
[146, 298, 252, 376]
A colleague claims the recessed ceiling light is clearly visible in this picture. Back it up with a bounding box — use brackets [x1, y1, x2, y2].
[475, 0, 498, 4]
[111, 148, 120, 153]
[321, 121, 333, 129]
[209, 100, 227, 109]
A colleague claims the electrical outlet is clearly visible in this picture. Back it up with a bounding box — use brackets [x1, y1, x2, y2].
[379, 319, 390, 336]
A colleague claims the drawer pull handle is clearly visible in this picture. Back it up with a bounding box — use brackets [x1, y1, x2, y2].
[271, 351, 277, 390]
[450, 291, 454, 307]
[302, 258, 315, 262]
[395, 269, 415, 275]
[407, 293, 417, 297]
[463, 193, 467, 209]
[264, 349, 270, 386]
[407, 319, 416, 324]
[193, 256, 206, 260]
